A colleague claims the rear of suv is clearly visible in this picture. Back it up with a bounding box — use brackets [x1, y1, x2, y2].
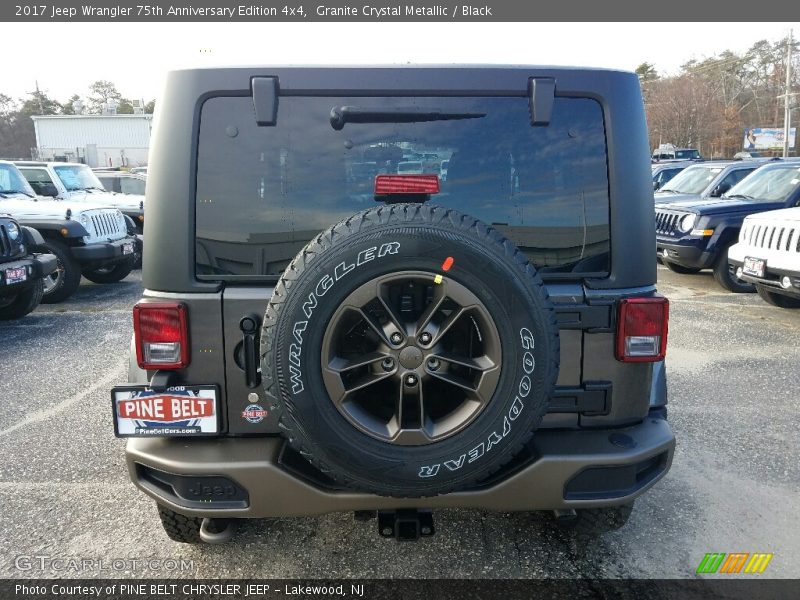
[112, 66, 674, 543]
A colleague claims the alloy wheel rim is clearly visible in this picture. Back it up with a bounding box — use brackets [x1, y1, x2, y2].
[42, 261, 64, 293]
[320, 271, 502, 446]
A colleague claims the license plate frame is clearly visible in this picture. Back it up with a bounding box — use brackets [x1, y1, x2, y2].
[111, 385, 219, 438]
[3, 267, 27, 285]
[742, 256, 766, 278]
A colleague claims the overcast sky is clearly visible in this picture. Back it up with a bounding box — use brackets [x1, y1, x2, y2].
[5, 22, 797, 102]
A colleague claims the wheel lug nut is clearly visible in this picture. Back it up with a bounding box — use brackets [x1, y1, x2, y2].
[405, 374, 418, 386]
[419, 332, 432, 344]
[390, 332, 403, 345]
[381, 358, 395, 371]
[427, 358, 440, 371]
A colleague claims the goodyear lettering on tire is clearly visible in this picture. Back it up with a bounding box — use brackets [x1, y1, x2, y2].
[418, 327, 534, 478]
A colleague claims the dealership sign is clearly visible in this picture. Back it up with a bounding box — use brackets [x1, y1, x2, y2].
[743, 127, 797, 150]
[112, 386, 219, 436]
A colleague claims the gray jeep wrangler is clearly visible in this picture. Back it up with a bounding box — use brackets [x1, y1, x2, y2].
[112, 66, 675, 543]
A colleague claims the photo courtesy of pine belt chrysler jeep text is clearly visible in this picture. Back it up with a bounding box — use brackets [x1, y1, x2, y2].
[111, 66, 675, 543]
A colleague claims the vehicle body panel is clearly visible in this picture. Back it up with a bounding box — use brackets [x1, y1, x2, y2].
[127, 415, 674, 517]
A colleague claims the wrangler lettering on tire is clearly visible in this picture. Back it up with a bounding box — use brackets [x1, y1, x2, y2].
[287, 242, 401, 395]
[261, 204, 560, 497]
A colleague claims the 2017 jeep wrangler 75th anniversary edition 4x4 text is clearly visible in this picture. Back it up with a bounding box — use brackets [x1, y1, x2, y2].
[112, 67, 674, 543]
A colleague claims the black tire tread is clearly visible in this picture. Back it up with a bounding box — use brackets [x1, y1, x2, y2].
[756, 284, 800, 309]
[260, 203, 560, 497]
[157, 505, 202, 543]
[0, 280, 43, 320]
[81, 259, 134, 284]
[713, 246, 755, 293]
[37, 239, 82, 304]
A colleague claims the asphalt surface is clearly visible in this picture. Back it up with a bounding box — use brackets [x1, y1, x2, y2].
[1, 267, 798, 579]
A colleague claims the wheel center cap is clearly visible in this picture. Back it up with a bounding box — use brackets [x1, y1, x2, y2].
[398, 346, 424, 369]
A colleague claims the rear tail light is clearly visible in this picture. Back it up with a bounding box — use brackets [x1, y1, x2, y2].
[133, 302, 189, 369]
[615, 297, 669, 362]
[374, 174, 440, 195]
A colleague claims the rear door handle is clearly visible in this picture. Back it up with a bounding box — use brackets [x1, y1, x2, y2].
[239, 314, 261, 389]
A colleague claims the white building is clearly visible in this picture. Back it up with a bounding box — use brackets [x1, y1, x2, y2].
[31, 114, 152, 168]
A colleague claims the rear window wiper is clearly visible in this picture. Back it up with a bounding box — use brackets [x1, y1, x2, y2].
[330, 106, 486, 130]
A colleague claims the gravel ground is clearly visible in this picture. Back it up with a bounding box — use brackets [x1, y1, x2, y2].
[1, 267, 798, 579]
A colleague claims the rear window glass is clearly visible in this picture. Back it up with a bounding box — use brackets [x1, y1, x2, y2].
[120, 177, 146, 195]
[19, 168, 54, 184]
[195, 96, 610, 279]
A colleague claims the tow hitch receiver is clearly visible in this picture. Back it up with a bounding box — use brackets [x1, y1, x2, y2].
[199, 518, 236, 544]
[378, 509, 435, 541]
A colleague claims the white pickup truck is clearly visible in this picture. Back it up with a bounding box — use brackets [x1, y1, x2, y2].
[728, 207, 800, 309]
[0, 161, 140, 303]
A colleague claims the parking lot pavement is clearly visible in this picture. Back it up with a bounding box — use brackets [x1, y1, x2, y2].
[1, 267, 798, 579]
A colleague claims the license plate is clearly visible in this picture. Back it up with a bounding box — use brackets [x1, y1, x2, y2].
[742, 256, 766, 278]
[4, 267, 27, 285]
[122, 242, 134, 255]
[111, 385, 219, 437]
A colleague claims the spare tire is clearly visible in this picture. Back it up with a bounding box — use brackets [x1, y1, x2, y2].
[261, 204, 559, 497]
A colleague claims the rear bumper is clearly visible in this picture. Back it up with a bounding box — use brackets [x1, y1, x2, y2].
[71, 236, 139, 264]
[125, 414, 675, 518]
[0, 253, 57, 295]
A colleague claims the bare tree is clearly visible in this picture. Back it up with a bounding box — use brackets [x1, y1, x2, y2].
[87, 80, 123, 113]
[643, 35, 799, 157]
